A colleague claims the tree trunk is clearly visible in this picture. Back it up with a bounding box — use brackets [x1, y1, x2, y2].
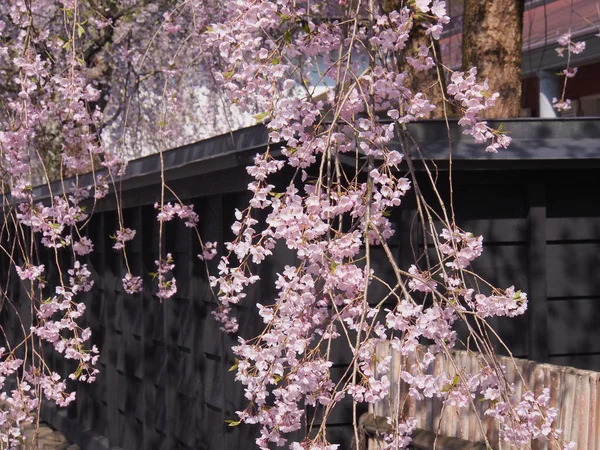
[383, 0, 446, 119]
[462, 0, 525, 118]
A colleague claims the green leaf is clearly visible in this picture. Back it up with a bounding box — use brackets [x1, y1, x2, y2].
[330, 261, 338, 274]
[252, 112, 270, 123]
[452, 374, 460, 386]
[228, 359, 238, 372]
[77, 23, 85, 38]
[223, 70, 235, 79]
[73, 365, 83, 380]
[441, 374, 460, 392]
[225, 419, 242, 427]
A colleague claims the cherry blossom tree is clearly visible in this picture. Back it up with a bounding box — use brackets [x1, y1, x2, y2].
[0, 0, 247, 181]
[0, 0, 585, 449]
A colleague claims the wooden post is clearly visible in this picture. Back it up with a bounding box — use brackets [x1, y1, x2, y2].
[527, 182, 548, 362]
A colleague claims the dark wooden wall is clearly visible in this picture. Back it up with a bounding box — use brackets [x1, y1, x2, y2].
[2, 121, 600, 450]
[70, 194, 265, 450]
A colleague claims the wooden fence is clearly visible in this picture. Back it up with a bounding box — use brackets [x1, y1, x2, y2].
[371, 343, 600, 449]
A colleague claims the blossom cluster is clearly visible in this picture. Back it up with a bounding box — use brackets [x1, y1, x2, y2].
[439, 227, 483, 269]
[123, 273, 143, 295]
[447, 68, 511, 152]
[202, 1, 569, 448]
[112, 228, 136, 250]
[553, 33, 587, 112]
[155, 253, 177, 300]
[486, 387, 574, 449]
[198, 241, 218, 261]
[155, 202, 199, 227]
[0, 1, 115, 443]
[556, 33, 586, 57]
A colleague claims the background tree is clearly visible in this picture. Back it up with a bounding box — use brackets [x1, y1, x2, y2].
[0, 0, 249, 182]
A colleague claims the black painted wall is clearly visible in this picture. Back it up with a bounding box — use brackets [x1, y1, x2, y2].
[2, 120, 600, 450]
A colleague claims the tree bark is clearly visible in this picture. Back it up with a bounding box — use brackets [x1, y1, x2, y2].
[383, 0, 446, 119]
[462, 0, 525, 118]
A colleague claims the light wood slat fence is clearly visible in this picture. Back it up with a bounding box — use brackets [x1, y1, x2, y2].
[370, 342, 600, 449]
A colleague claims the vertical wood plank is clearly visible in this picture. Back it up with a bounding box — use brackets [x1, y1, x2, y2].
[527, 182, 548, 362]
[103, 210, 120, 447]
[193, 197, 208, 450]
[163, 218, 176, 450]
[95, 211, 108, 440]
[202, 195, 227, 450]
[121, 206, 143, 450]
[76, 216, 94, 434]
[141, 205, 159, 449]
